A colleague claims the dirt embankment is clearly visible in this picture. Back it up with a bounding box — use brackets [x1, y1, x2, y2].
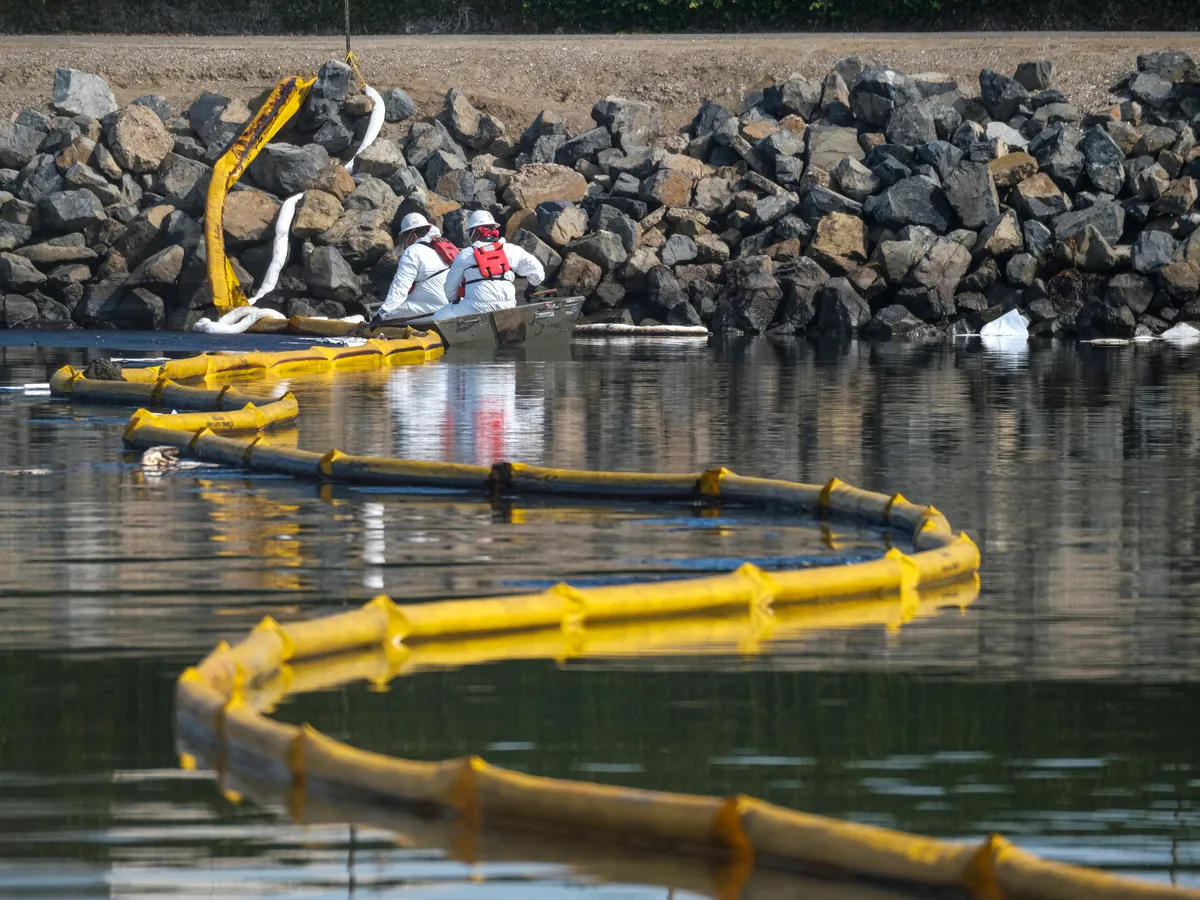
[3, 33, 1200, 131]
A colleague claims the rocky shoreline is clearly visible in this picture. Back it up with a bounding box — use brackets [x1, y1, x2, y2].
[2, 52, 1200, 338]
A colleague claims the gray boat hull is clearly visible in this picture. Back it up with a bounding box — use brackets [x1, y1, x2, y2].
[433, 297, 582, 348]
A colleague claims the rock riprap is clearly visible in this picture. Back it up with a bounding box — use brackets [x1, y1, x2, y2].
[3, 56, 1200, 338]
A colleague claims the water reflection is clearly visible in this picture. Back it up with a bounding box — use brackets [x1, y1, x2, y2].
[2, 337, 1200, 894]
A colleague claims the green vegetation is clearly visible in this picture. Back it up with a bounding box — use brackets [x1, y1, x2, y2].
[3, 0, 1197, 34]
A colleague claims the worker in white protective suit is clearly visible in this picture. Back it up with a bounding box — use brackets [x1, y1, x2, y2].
[437, 210, 545, 321]
[369, 213, 460, 328]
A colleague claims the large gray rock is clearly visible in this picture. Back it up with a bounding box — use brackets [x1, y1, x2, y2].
[1132, 230, 1177, 275]
[511, 228, 563, 279]
[886, 101, 937, 148]
[592, 97, 661, 150]
[381, 88, 417, 123]
[152, 153, 211, 214]
[864, 176, 952, 234]
[1106, 272, 1155, 316]
[1080, 126, 1125, 195]
[832, 157, 881, 203]
[256, 143, 330, 196]
[863, 304, 932, 339]
[312, 115, 355, 155]
[15, 154, 64, 204]
[52, 69, 118, 119]
[815, 276, 870, 336]
[979, 69, 1030, 121]
[39, 189, 104, 232]
[300, 60, 352, 131]
[131, 94, 173, 122]
[2, 294, 40, 328]
[722, 256, 783, 333]
[764, 76, 822, 120]
[1030, 124, 1085, 191]
[1137, 51, 1198, 83]
[850, 67, 917, 127]
[352, 140, 406, 179]
[591, 204, 640, 253]
[125, 244, 184, 288]
[1053, 201, 1126, 246]
[443, 88, 504, 150]
[944, 161, 1000, 229]
[0, 252, 47, 292]
[565, 230, 628, 275]
[661, 233, 698, 267]
[109, 104, 173, 174]
[0, 121, 43, 170]
[808, 125, 863, 171]
[556, 127, 613, 167]
[535, 201, 587, 248]
[0, 222, 32, 252]
[1014, 60, 1054, 92]
[305, 246, 360, 302]
[774, 257, 827, 330]
[906, 238, 972, 318]
[316, 209, 394, 269]
[63, 163, 120, 205]
[1129, 72, 1174, 109]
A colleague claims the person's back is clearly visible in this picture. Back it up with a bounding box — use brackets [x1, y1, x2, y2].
[439, 211, 545, 320]
[371, 214, 458, 327]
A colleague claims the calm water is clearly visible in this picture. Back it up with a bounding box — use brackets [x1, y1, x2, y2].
[0, 335, 1198, 898]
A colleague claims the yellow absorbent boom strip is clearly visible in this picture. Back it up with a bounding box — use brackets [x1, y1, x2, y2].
[206, 75, 315, 314]
[50, 344, 1197, 900]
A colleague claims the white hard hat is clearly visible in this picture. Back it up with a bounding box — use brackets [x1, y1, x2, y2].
[399, 212, 432, 233]
[467, 210, 499, 231]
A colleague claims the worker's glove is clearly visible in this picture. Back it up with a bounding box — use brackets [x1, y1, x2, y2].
[523, 283, 538, 301]
[368, 313, 385, 329]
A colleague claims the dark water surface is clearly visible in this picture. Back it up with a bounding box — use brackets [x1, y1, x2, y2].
[0, 335, 1198, 898]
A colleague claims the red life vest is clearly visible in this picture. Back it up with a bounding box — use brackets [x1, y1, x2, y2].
[455, 241, 511, 301]
[472, 242, 511, 280]
[430, 237, 459, 265]
[407, 237, 460, 294]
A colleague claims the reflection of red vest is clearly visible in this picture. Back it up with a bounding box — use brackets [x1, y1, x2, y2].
[408, 237, 460, 294]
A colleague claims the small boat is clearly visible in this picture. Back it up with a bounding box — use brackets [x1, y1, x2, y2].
[428, 296, 583, 348]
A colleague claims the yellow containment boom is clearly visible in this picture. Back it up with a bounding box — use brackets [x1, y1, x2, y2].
[205, 75, 316, 315]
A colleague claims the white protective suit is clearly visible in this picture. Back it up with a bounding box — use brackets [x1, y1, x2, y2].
[377, 228, 456, 323]
[437, 238, 545, 320]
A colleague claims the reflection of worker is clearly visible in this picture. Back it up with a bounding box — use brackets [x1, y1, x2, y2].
[387, 363, 545, 465]
[437, 210, 545, 321]
[370, 213, 459, 327]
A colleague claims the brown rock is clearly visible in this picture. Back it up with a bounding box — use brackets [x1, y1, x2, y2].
[807, 212, 867, 274]
[223, 190, 280, 244]
[1159, 261, 1200, 303]
[316, 209, 394, 268]
[291, 190, 342, 239]
[988, 152, 1038, 189]
[312, 163, 356, 200]
[504, 163, 588, 209]
[109, 104, 173, 174]
[641, 168, 694, 208]
[55, 137, 96, 173]
[741, 121, 779, 142]
[557, 252, 602, 296]
[779, 115, 808, 137]
[423, 192, 461, 223]
[765, 238, 802, 261]
[973, 210, 1024, 259]
[505, 208, 537, 240]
